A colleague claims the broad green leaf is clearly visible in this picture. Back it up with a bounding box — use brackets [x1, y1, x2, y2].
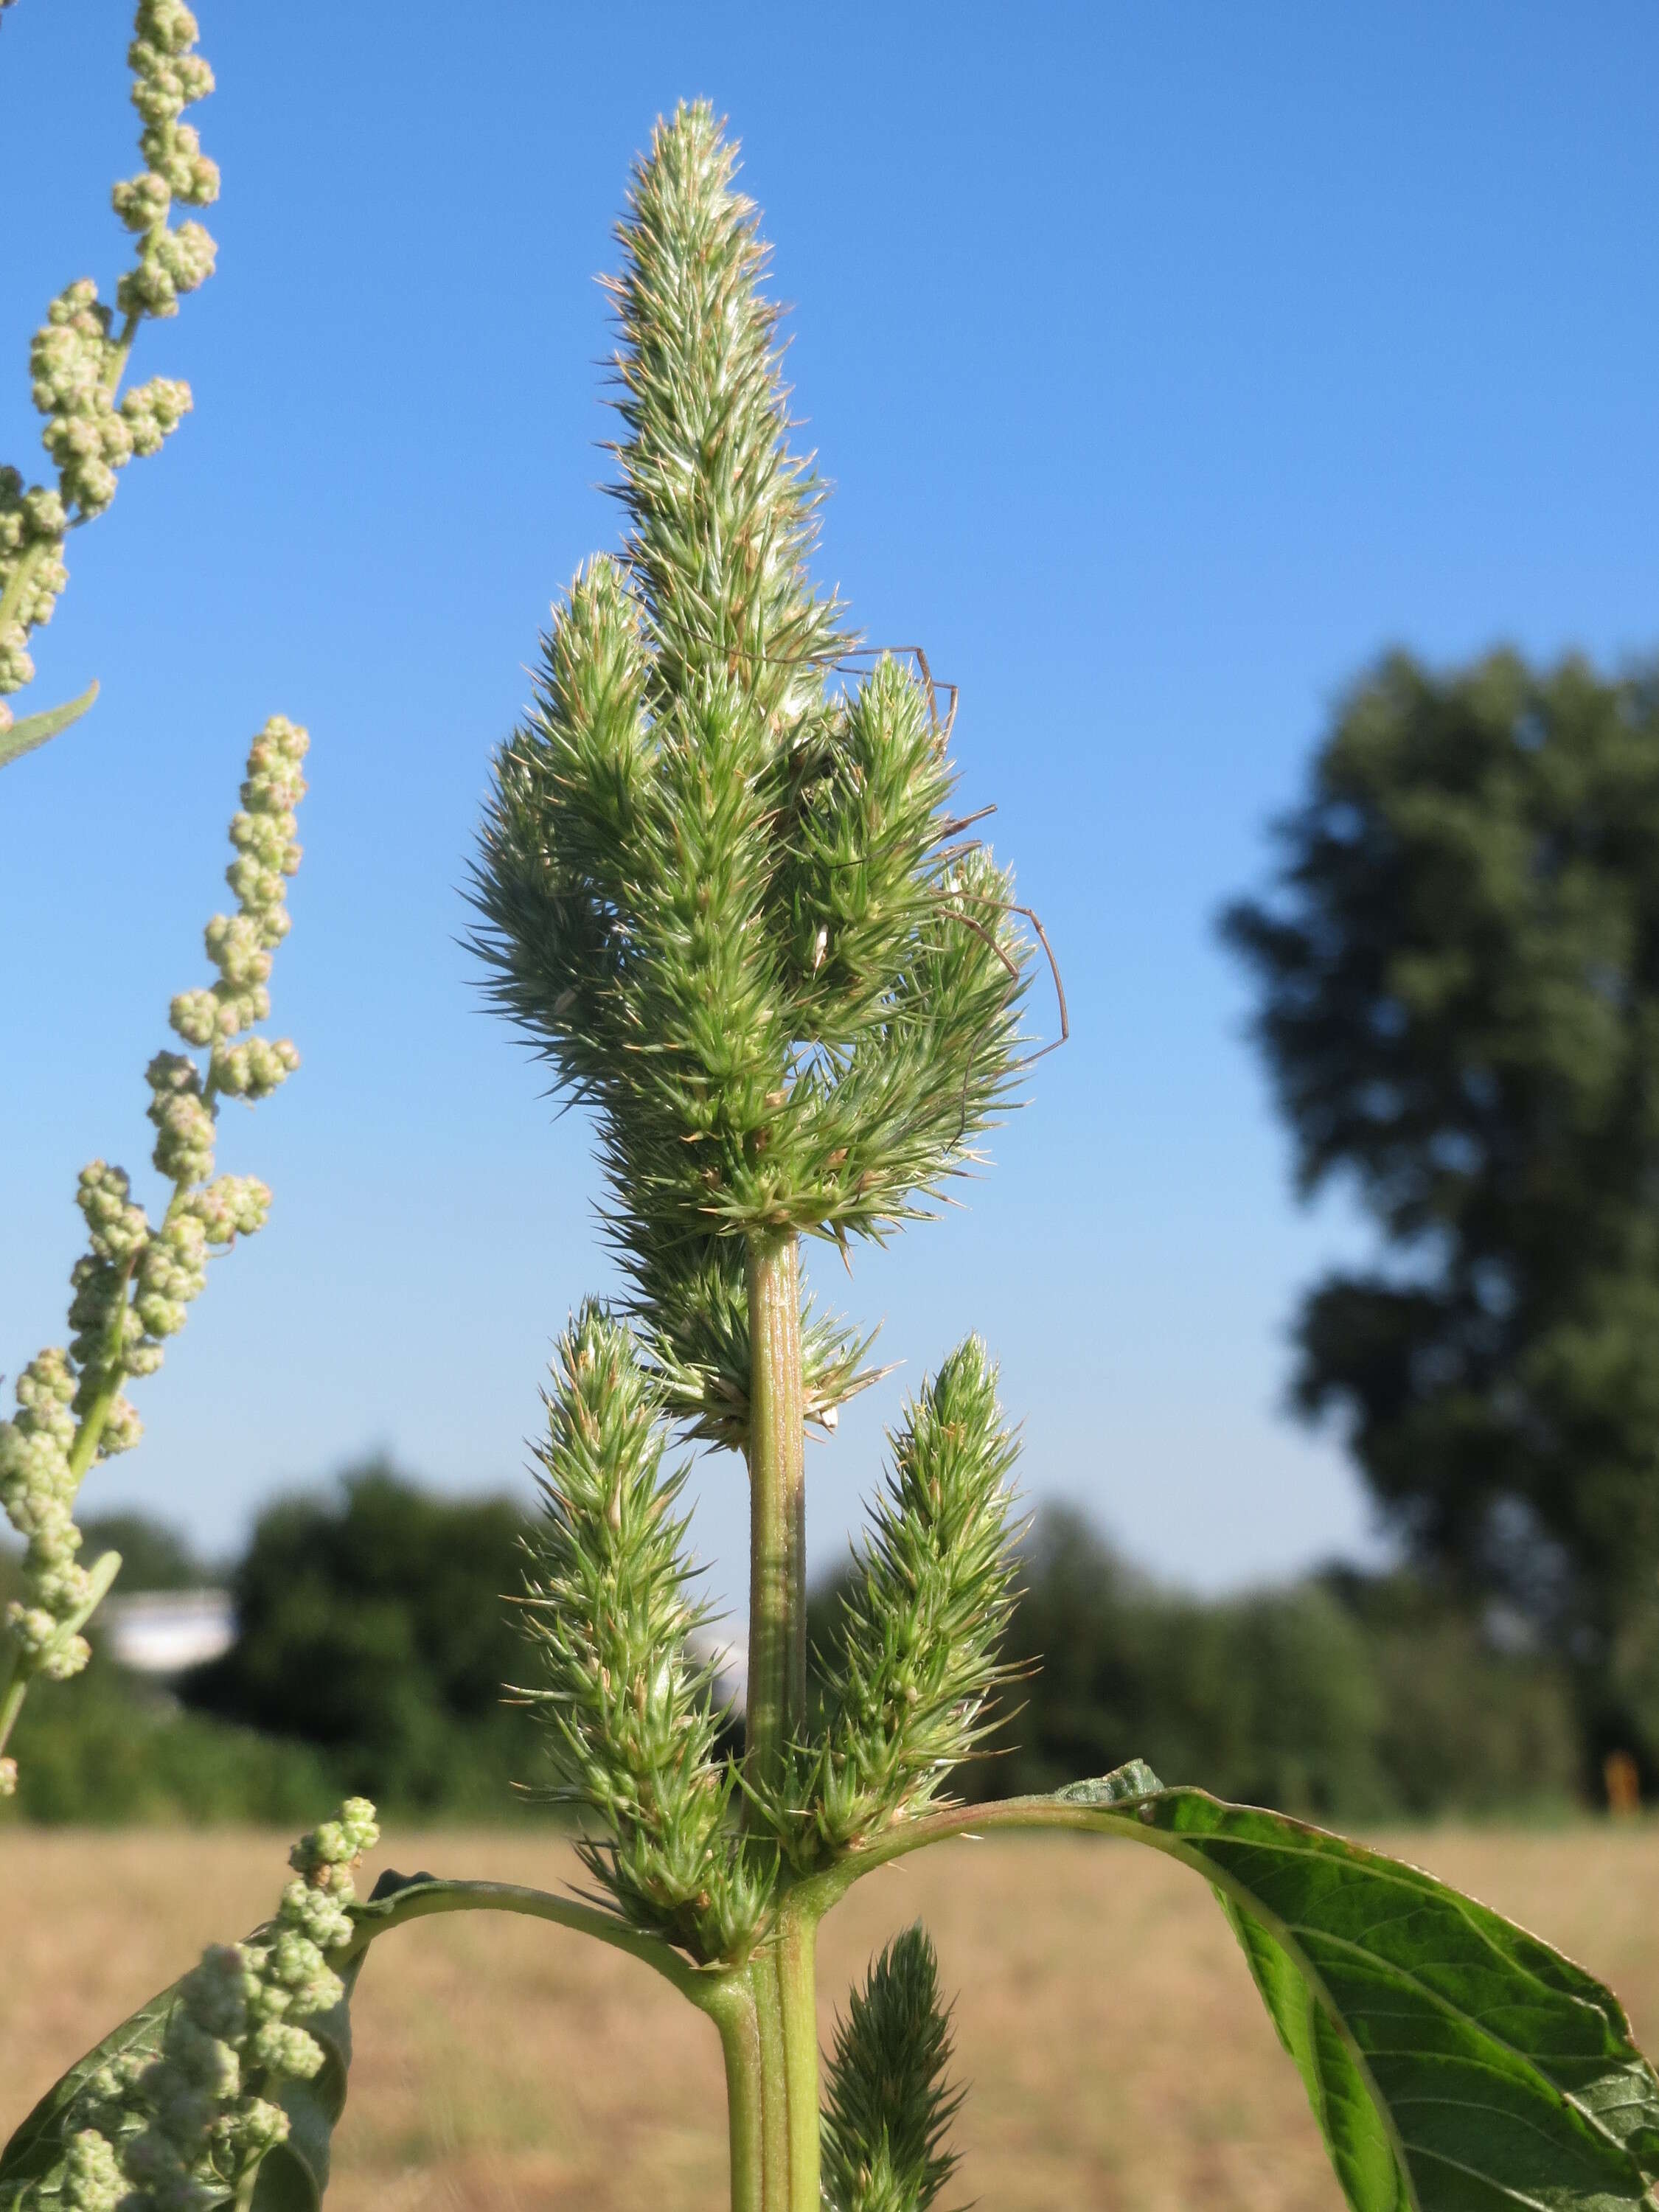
[0, 1973, 181, 2202]
[0, 1935, 365, 2212]
[0, 681, 98, 771]
[820, 1784, 1659, 2212]
[1151, 1792, 1659, 2212]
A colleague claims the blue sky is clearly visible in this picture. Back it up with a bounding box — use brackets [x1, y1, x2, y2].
[4, 2, 1658, 1607]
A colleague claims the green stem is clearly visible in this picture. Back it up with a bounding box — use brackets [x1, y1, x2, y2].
[0, 537, 46, 641]
[751, 1947, 792, 2210]
[775, 1900, 821, 2211]
[0, 1545, 122, 1762]
[344, 1874, 710, 2002]
[351, 1879, 793, 2209]
[0, 1661, 23, 1766]
[745, 1228, 805, 1809]
[712, 1977, 765, 2212]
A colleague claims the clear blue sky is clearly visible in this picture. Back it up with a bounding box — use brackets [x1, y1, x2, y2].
[4, 2, 1658, 1607]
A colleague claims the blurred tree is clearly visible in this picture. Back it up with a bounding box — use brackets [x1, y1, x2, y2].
[76, 1512, 206, 1591]
[1222, 647, 1659, 1771]
[914, 1506, 1581, 1820]
[182, 1461, 545, 1810]
[960, 1507, 1388, 1819]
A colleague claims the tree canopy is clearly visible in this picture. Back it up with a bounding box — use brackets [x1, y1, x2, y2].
[1224, 646, 1659, 1766]
[182, 1463, 543, 1808]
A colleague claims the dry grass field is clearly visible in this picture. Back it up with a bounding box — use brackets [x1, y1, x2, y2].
[3, 1821, 1657, 2211]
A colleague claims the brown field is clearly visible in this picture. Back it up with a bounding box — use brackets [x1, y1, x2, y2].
[3, 1822, 1657, 2211]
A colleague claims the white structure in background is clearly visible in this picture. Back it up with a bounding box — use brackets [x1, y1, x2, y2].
[102, 1588, 234, 1677]
[688, 1626, 748, 1717]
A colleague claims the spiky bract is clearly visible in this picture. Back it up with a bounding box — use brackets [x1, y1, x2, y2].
[516, 1301, 767, 1959]
[472, 103, 1028, 1444]
[783, 1337, 1021, 1863]
[821, 1924, 963, 2212]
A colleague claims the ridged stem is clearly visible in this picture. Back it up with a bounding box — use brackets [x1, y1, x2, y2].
[712, 1978, 765, 2212]
[775, 1901, 822, 2211]
[744, 1228, 805, 1807]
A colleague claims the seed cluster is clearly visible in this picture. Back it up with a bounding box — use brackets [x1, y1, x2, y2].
[49, 1801, 378, 2212]
[0, 0, 218, 734]
[0, 719, 306, 1771]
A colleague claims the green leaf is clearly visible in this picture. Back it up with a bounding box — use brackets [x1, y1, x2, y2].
[0, 1972, 180, 2202]
[0, 1938, 365, 2212]
[1156, 1792, 1659, 2212]
[817, 1785, 1659, 2212]
[0, 681, 98, 771]
[248, 1954, 364, 2212]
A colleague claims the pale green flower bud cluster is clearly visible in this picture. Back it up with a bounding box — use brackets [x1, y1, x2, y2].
[48, 1803, 379, 2212]
[0, 475, 67, 698]
[0, 0, 217, 737]
[0, 1349, 98, 1694]
[170, 716, 307, 1106]
[31, 286, 195, 522]
[0, 722, 305, 1721]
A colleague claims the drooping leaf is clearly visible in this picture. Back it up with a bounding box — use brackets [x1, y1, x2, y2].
[0, 1971, 180, 2202]
[824, 1784, 1659, 2212]
[0, 681, 98, 771]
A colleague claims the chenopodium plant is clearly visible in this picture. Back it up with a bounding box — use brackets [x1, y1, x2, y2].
[0, 711, 307, 1793]
[1, 0, 219, 770]
[10, 100, 1659, 2212]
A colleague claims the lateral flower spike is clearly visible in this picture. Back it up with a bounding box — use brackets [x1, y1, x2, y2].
[821, 1925, 964, 2212]
[0, 718, 305, 1747]
[0, 0, 218, 745]
[785, 1335, 1022, 1864]
[515, 1301, 767, 1961]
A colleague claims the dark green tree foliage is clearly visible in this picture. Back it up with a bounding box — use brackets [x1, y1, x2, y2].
[75, 1512, 205, 1591]
[821, 1926, 961, 2212]
[1223, 648, 1659, 1758]
[913, 1506, 1581, 1819]
[184, 1464, 541, 1809]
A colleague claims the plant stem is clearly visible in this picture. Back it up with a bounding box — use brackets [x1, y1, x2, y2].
[0, 1661, 23, 1764]
[751, 1947, 793, 2209]
[344, 1874, 710, 2001]
[745, 1228, 805, 1806]
[712, 1978, 766, 2212]
[775, 1900, 822, 2211]
[0, 1545, 122, 1762]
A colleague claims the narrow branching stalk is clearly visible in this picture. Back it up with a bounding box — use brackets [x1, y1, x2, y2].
[1, 0, 220, 759]
[0, 716, 307, 1786]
